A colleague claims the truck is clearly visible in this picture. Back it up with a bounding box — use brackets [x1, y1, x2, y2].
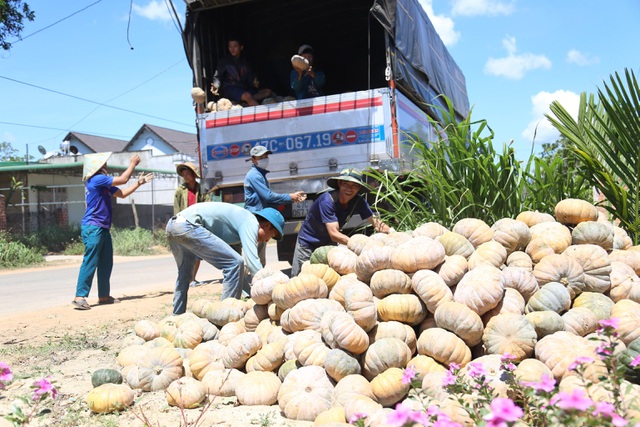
[181, 0, 470, 263]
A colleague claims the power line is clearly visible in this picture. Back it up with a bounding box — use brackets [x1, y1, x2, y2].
[11, 0, 104, 44]
[0, 74, 193, 127]
[0, 121, 131, 139]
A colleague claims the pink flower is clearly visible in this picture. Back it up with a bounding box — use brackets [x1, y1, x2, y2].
[386, 403, 413, 426]
[0, 362, 13, 383]
[402, 366, 416, 385]
[521, 374, 556, 393]
[568, 356, 594, 371]
[467, 362, 487, 378]
[500, 354, 517, 371]
[448, 362, 460, 372]
[32, 377, 57, 401]
[630, 355, 640, 368]
[483, 397, 524, 427]
[442, 370, 456, 387]
[555, 389, 593, 411]
[349, 413, 368, 424]
[598, 317, 620, 330]
[593, 401, 616, 418]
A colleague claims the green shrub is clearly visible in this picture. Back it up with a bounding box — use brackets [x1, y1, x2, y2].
[19, 225, 81, 253]
[0, 231, 43, 268]
[111, 227, 157, 256]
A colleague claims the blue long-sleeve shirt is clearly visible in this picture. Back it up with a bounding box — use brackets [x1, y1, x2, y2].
[290, 68, 325, 99]
[180, 202, 263, 275]
[244, 165, 291, 212]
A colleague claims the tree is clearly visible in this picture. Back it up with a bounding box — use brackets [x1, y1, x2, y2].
[0, 0, 35, 51]
[0, 141, 25, 161]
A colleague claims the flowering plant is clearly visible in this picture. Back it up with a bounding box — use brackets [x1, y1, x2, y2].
[1, 362, 58, 426]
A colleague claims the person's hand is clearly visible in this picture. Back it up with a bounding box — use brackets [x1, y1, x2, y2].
[306, 67, 315, 79]
[210, 83, 219, 96]
[130, 154, 141, 167]
[137, 172, 154, 185]
[291, 191, 306, 202]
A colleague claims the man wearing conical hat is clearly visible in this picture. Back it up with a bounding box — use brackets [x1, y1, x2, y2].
[290, 168, 393, 277]
[72, 153, 153, 310]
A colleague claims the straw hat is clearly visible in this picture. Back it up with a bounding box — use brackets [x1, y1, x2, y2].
[82, 152, 112, 181]
[327, 168, 365, 190]
[291, 55, 310, 71]
[176, 162, 200, 178]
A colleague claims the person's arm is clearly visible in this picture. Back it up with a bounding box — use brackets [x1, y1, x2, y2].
[367, 216, 393, 233]
[239, 221, 263, 274]
[313, 70, 326, 89]
[174, 186, 184, 214]
[250, 172, 294, 205]
[111, 154, 140, 186]
[114, 172, 154, 199]
[325, 221, 350, 245]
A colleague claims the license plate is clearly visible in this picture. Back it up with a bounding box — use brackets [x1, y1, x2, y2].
[291, 200, 312, 218]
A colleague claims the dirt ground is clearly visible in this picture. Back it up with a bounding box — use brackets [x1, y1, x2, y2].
[0, 260, 314, 427]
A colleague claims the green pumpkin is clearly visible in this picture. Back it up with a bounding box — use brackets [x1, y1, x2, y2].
[91, 368, 124, 388]
[618, 337, 640, 385]
[310, 245, 335, 264]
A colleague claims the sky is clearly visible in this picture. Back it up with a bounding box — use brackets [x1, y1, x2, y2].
[1, 0, 639, 161]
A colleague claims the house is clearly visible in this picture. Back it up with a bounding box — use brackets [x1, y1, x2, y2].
[0, 124, 200, 235]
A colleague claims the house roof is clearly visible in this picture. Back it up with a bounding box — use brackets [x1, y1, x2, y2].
[127, 124, 199, 156]
[0, 161, 176, 175]
[64, 132, 128, 153]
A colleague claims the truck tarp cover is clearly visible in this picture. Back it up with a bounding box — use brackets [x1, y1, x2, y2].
[371, 0, 469, 118]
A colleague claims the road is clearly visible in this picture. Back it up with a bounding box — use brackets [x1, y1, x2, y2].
[0, 244, 289, 317]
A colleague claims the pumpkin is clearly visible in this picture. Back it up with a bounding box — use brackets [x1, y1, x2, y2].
[515, 210, 555, 227]
[362, 337, 412, 380]
[453, 264, 504, 316]
[310, 245, 336, 264]
[347, 234, 375, 255]
[407, 355, 447, 380]
[328, 275, 361, 307]
[190, 298, 212, 318]
[376, 294, 427, 326]
[505, 251, 533, 271]
[572, 292, 614, 322]
[137, 346, 183, 392]
[117, 345, 147, 368]
[491, 218, 532, 255]
[134, 319, 161, 341]
[554, 198, 599, 225]
[355, 244, 393, 282]
[436, 231, 475, 258]
[324, 348, 361, 382]
[390, 238, 446, 273]
[525, 239, 556, 264]
[514, 358, 553, 384]
[343, 283, 377, 332]
[217, 321, 246, 345]
[618, 337, 640, 384]
[571, 221, 614, 250]
[482, 288, 525, 322]
[609, 262, 640, 302]
[91, 368, 123, 388]
[278, 365, 334, 421]
[417, 327, 471, 368]
[236, 371, 281, 405]
[292, 330, 331, 367]
[369, 269, 412, 298]
[189, 341, 226, 380]
[314, 407, 347, 425]
[222, 331, 262, 369]
[200, 368, 245, 397]
[500, 267, 539, 303]
[467, 240, 507, 269]
[482, 313, 537, 361]
[278, 359, 300, 382]
[452, 218, 494, 248]
[433, 301, 483, 347]
[245, 340, 285, 372]
[172, 320, 203, 349]
[411, 269, 453, 314]
[370, 367, 409, 407]
[332, 374, 376, 408]
[383, 231, 413, 248]
[461, 355, 510, 398]
[121, 334, 145, 348]
[86, 383, 134, 413]
[328, 312, 369, 354]
[327, 246, 358, 275]
[436, 255, 468, 287]
[535, 331, 602, 381]
[243, 304, 270, 332]
[272, 273, 328, 310]
[302, 263, 341, 290]
[165, 377, 206, 409]
[528, 222, 572, 255]
[288, 298, 344, 333]
[613, 226, 634, 250]
[562, 307, 598, 337]
[525, 282, 571, 314]
[412, 222, 448, 238]
[525, 310, 565, 338]
[368, 321, 417, 354]
[610, 299, 640, 345]
[205, 301, 244, 327]
[343, 395, 383, 425]
[563, 244, 611, 294]
[251, 268, 290, 305]
[143, 336, 173, 349]
[533, 253, 586, 299]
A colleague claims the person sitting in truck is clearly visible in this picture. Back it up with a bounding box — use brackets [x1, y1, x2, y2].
[166, 202, 285, 314]
[244, 145, 306, 266]
[211, 37, 272, 107]
[290, 44, 326, 100]
[290, 168, 393, 277]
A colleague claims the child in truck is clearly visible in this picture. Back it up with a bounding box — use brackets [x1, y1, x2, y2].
[290, 44, 326, 99]
[211, 36, 272, 107]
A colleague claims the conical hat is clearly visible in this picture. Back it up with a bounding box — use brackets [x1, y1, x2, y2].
[83, 152, 112, 181]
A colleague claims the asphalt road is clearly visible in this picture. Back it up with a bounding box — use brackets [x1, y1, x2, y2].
[0, 244, 288, 317]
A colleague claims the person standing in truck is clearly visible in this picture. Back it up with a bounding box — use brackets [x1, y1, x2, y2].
[290, 44, 325, 100]
[166, 202, 285, 314]
[244, 145, 306, 266]
[211, 36, 272, 107]
[290, 168, 393, 277]
[174, 162, 210, 287]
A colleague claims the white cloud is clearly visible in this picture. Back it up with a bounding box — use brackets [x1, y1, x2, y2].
[2, 132, 16, 143]
[451, 0, 516, 16]
[566, 49, 600, 66]
[521, 90, 580, 145]
[418, 0, 461, 46]
[133, 1, 171, 22]
[484, 36, 551, 79]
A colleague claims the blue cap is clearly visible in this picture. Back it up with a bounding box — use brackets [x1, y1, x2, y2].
[254, 208, 285, 241]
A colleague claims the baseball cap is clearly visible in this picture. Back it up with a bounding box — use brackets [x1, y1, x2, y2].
[298, 44, 314, 55]
[250, 146, 273, 157]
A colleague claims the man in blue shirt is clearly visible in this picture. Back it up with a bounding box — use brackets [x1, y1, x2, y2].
[244, 145, 305, 265]
[290, 44, 326, 100]
[166, 202, 285, 314]
[72, 153, 153, 310]
[290, 168, 392, 276]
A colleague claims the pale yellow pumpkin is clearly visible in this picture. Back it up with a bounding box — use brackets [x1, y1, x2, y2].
[376, 293, 427, 326]
[452, 218, 494, 248]
[407, 354, 447, 380]
[137, 346, 183, 392]
[134, 319, 161, 341]
[529, 222, 572, 255]
[327, 246, 358, 275]
[245, 340, 285, 372]
[572, 292, 614, 322]
[434, 301, 483, 347]
[165, 377, 206, 409]
[436, 254, 468, 287]
[533, 253, 586, 299]
[514, 358, 553, 384]
[562, 307, 598, 337]
[368, 321, 417, 354]
[467, 240, 507, 269]
[390, 238, 446, 273]
[329, 312, 369, 354]
[453, 264, 504, 316]
[515, 210, 555, 227]
[369, 269, 412, 298]
[205, 300, 244, 327]
[328, 275, 362, 307]
[343, 395, 383, 426]
[86, 383, 134, 413]
[482, 288, 525, 323]
[563, 244, 611, 294]
[412, 222, 448, 239]
[324, 348, 361, 382]
[278, 365, 334, 421]
[236, 371, 282, 405]
[190, 298, 212, 318]
[417, 327, 471, 367]
[117, 345, 147, 368]
[525, 310, 565, 339]
[314, 406, 347, 425]
[609, 261, 640, 302]
[491, 218, 531, 255]
[251, 268, 290, 305]
[332, 374, 376, 408]
[571, 221, 614, 250]
[293, 335, 331, 367]
[354, 244, 393, 282]
[287, 298, 345, 333]
[505, 251, 533, 271]
[347, 234, 375, 255]
[222, 331, 262, 369]
[370, 367, 410, 407]
[610, 299, 640, 345]
[200, 368, 244, 397]
[272, 273, 329, 310]
[344, 283, 377, 332]
[412, 269, 453, 313]
[535, 330, 601, 380]
[172, 320, 203, 350]
[482, 313, 537, 361]
[243, 304, 270, 332]
[362, 337, 412, 380]
[554, 198, 599, 226]
[302, 263, 341, 290]
[436, 231, 475, 258]
[217, 320, 246, 345]
[500, 266, 538, 302]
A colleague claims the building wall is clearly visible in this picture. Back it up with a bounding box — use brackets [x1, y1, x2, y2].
[128, 130, 176, 156]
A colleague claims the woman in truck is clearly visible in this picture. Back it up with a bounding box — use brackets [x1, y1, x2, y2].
[211, 37, 272, 107]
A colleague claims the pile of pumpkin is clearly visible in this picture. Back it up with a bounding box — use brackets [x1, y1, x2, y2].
[86, 198, 640, 426]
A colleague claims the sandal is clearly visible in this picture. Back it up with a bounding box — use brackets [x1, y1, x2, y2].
[98, 296, 121, 305]
[72, 298, 91, 310]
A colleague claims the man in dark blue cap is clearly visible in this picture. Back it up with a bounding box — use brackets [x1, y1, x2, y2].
[166, 202, 285, 314]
